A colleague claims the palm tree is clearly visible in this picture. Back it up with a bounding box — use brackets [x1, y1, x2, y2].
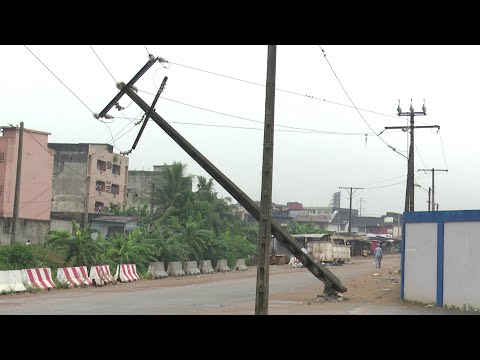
[196, 176, 217, 202]
[168, 217, 213, 261]
[104, 227, 157, 274]
[155, 162, 194, 220]
[46, 221, 104, 267]
[149, 224, 189, 263]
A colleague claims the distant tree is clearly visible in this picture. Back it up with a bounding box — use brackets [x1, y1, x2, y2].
[46, 221, 104, 267]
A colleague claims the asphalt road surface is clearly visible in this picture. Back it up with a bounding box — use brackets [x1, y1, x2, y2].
[0, 255, 473, 314]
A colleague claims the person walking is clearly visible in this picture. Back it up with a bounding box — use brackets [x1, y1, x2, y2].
[374, 243, 383, 268]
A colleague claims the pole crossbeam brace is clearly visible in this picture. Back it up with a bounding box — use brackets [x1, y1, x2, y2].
[128, 76, 168, 154]
[98, 57, 160, 118]
[111, 83, 347, 294]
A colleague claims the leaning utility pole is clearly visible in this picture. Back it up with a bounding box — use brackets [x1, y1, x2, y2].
[255, 45, 276, 315]
[386, 100, 438, 212]
[418, 168, 448, 211]
[11, 122, 24, 244]
[339, 186, 364, 236]
[97, 54, 347, 296]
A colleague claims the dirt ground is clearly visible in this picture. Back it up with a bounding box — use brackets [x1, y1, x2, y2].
[202, 254, 407, 314]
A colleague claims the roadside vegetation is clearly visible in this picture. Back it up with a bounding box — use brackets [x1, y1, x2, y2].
[0, 162, 259, 275]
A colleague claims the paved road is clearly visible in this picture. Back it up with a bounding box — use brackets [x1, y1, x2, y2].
[0, 257, 473, 314]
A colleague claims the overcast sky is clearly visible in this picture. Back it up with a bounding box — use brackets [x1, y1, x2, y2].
[1, 45, 476, 216]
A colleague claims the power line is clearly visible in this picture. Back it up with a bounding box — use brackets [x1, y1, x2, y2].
[114, 114, 374, 135]
[318, 45, 407, 161]
[87, 45, 138, 150]
[24, 45, 95, 115]
[438, 131, 448, 170]
[365, 173, 430, 190]
[144, 45, 151, 56]
[357, 173, 408, 187]
[25, 44, 121, 157]
[415, 142, 428, 169]
[136, 89, 377, 136]
[167, 60, 401, 121]
[88, 45, 117, 84]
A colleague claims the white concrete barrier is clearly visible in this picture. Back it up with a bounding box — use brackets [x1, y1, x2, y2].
[114, 264, 140, 282]
[167, 262, 186, 277]
[215, 259, 231, 272]
[21, 268, 56, 290]
[183, 261, 201, 276]
[233, 259, 248, 271]
[0, 270, 26, 293]
[76, 266, 93, 286]
[57, 267, 92, 288]
[147, 262, 168, 279]
[199, 260, 215, 274]
[89, 265, 115, 286]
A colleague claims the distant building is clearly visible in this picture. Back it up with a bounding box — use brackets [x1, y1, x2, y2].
[294, 214, 330, 228]
[301, 206, 332, 217]
[126, 164, 193, 213]
[48, 143, 129, 227]
[90, 215, 137, 238]
[236, 202, 293, 226]
[287, 202, 303, 218]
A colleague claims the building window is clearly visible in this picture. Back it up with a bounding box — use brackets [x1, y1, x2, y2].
[96, 181, 105, 192]
[111, 184, 119, 195]
[0, 185, 3, 195]
[95, 201, 104, 214]
[135, 194, 139, 198]
[97, 160, 106, 172]
[0, 153, 4, 163]
[112, 164, 121, 175]
[106, 181, 111, 193]
[107, 161, 112, 170]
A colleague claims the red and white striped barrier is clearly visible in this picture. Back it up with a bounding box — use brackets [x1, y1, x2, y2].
[57, 267, 92, 288]
[89, 265, 115, 286]
[76, 266, 93, 287]
[114, 264, 140, 282]
[21, 268, 56, 290]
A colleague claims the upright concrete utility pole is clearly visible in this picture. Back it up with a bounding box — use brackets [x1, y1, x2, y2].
[84, 175, 90, 227]
[339, 186, 363, 236]
[418, 168, 448, 211]
[150, 181, 155, 215]
[255, 45, 276, 316]
[428, 187, 431, 211]
[11, 122, 24, 244]
[386, 100, 437, 212]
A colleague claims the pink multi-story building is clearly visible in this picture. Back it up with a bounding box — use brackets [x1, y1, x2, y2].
[0, 126, 54, 221]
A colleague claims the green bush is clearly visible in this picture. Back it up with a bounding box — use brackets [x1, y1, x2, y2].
[0, 244, 37, 270]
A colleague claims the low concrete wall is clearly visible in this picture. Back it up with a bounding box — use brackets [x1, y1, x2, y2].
[50, 219, 73, 233]
[0, 217, 50, 245]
